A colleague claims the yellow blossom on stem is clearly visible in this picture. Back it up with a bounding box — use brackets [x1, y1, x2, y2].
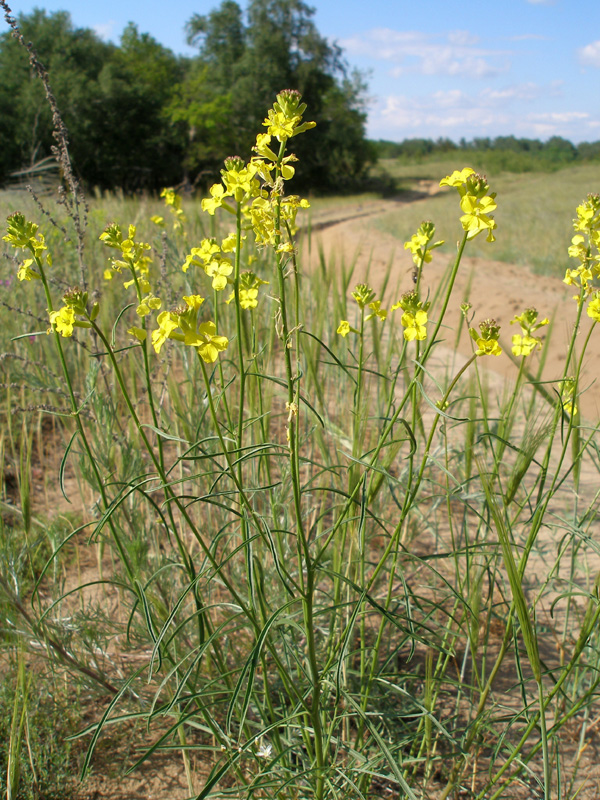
[49, 306, 76, 337]
[392, 290, 430, 342]
[151, 311, 181, 353]
[187, 321, 229, 363]
[17, 258, 41, 282]
[136, 294, 162, 317]
[351, 284, 376, 310]
[225, 272, 269, 310]
[337, 320, 358, 337]
[459, 194, 498, 241]
[404, 221, 444, 268]
[587, 291, 600, 322]
[401, 310, 428, 341]
[366, 301, 387, 321]
[510, 307, 549, 356]
[469, 318, 502, 356]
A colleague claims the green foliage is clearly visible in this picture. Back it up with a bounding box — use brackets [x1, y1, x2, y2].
[0, 2, 370, 193]
[178, 0, 371, 191]
[371, 134, 598, 176]
[0, 658, 78, 800]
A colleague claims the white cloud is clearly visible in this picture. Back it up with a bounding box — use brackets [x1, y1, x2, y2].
[579, 41, 600, 68]
[93, 21, 115, 40]
[509, 33, 549, 41]
[370, 85, 597, 141]
[340, 28, 510, 79]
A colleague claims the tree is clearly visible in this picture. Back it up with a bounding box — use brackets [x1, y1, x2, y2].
[178, 0, 371, 191]
[0, 11, 186, 190]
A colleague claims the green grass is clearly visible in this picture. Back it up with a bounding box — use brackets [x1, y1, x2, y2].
[373, 162, 600, 275]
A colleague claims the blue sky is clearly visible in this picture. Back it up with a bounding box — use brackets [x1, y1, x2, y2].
[2, 0, 600, 143]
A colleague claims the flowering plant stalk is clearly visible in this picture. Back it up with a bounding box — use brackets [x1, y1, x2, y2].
[5, 84, 600, 800]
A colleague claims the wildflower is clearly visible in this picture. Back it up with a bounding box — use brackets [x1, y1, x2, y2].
[439, 167, 475, 193]
[366, 300, 387, 321]
[225, 272, 269, 310]
[151, 311, 181, 353]
[189, 321, 229, 363]
[351, 284, 375, 310]
[440, 170, 497, 242]
[469, 318, 502, 356]
[459, 194, 497, 242]
[201, 184, 228, 216]
[337, 320, 358, 337]
[392, 290, 430, 342]
[587, 291, 600, 322]
[136, 294, 162, 317]
[404, 221, 444, 268]
[256, 740, 273, 759]
[49, 306, 76, 337]
[262, 89, 316, 143]
[17, 259, 41, 282]
[205, 258, 233, 291]
[510, 307, 549, 357]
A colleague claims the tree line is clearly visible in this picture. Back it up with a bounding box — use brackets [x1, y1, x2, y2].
[373, 135, 600, 172]
[0, 0, 372, 193]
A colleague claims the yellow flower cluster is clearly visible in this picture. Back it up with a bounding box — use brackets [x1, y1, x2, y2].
[225, 271, 269, 310]
[151, 295, 228, 362]
[510, 307, 549, 357]
[100, 223, 159, 318]
[49, 288, 97, 338]
[564, 194, 600, 313]
[337, 285, 429, 342]
[440, 168, 497, 242]
[3, 212, 50, 281]
[392, 291, 430, 342]
[469, 318, 502, 357]
[183, 238, 234, 291]
[404, 221, 444, 267]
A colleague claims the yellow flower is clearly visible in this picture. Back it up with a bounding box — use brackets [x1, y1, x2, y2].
[337, 320, 358, 337]
[49, 306, 76, 337]
[510, 307, 548, 356]
[152, 311, 181, 353]
[401, 310, 428, 341]
[136, 294, 162, 317]
[225, 272, 269, 309]
[17, 258, 40, 281]
[511, 334, 539, 357]
[392, 290, 430, 341]
[459, 194, 497, 241]
[182, 294, 205, 311]
[587, 292, 600, 322]
[205, 258, 233, 291]
[188, 321, 229, 363]
[201, 184, 228, 215]
[469, 318, 502, 357]
[439, 167, 475, 190]
[366, 300, 387, 321]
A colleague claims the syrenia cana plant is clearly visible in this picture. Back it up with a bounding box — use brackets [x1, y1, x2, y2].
[5, 88, 600, 800]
